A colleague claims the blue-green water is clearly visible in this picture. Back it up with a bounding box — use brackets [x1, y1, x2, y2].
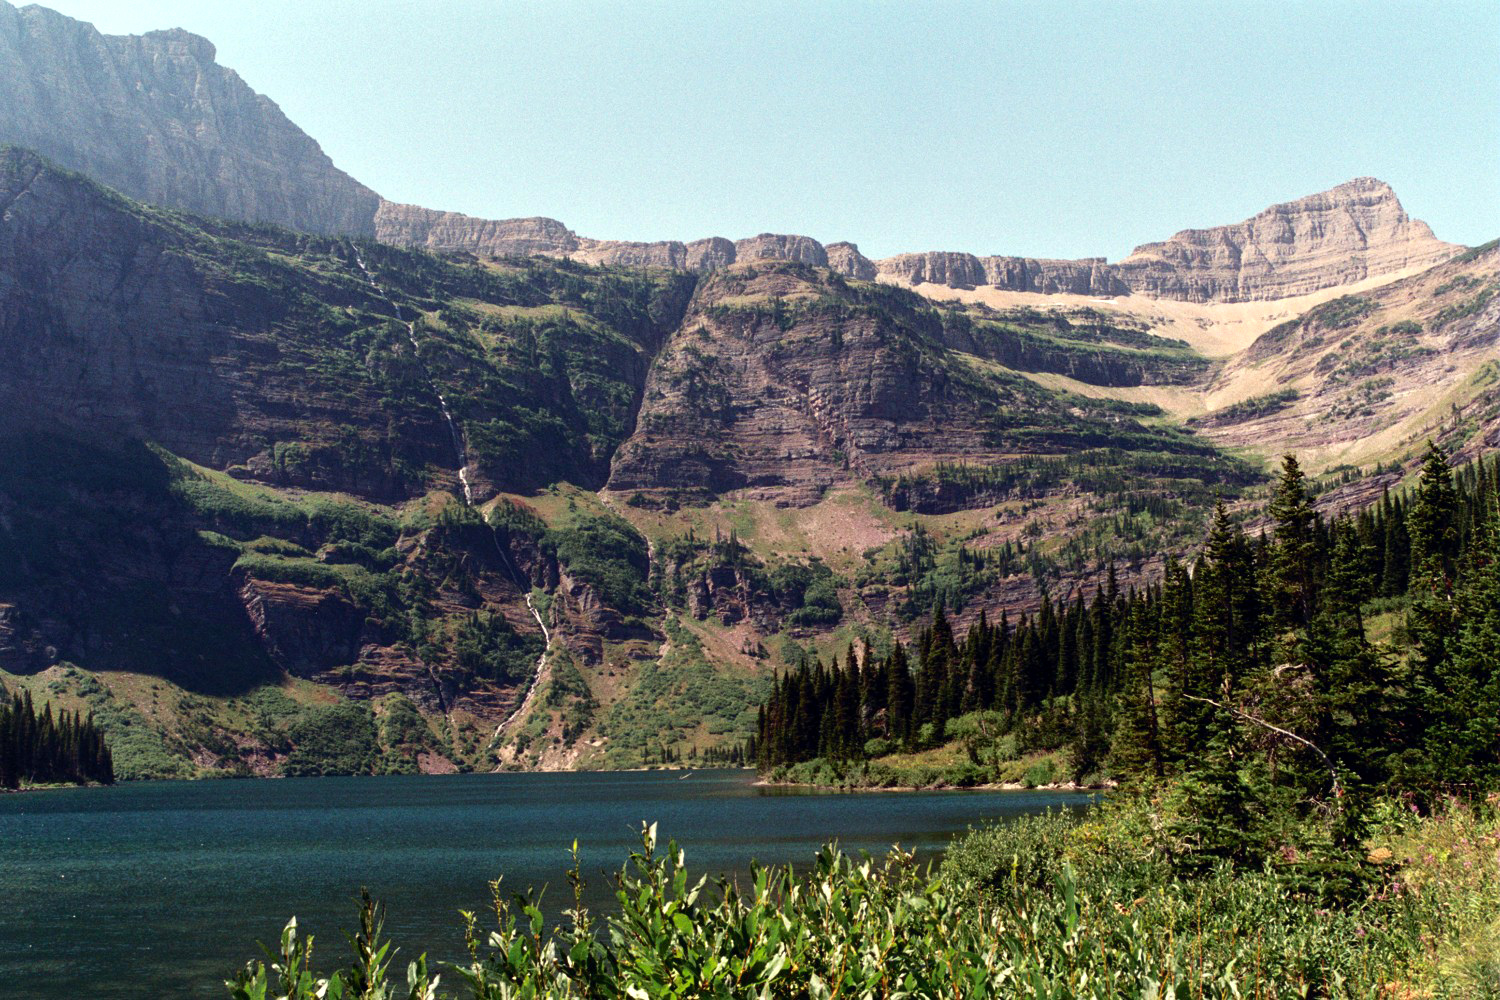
[0, 771, 1092, 999]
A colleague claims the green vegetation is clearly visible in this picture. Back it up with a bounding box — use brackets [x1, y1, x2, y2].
[1249, 294, 1380, 361]
[1329, 376, 1396, 420]
[940, 302, 1211, 387]
[878, 446, 1258, 517]
[0, 689, 113, 788]
[595, 618, 769, 768]
[757, 446, 1500, 809]
[1433, 282, 1498, 329]
[448, 612, 544, 686]
[281, 702, 381, 777]
[226, 442, 1500, 997]
[1188, 388, 1300, 426]
[231, 799, 1500, 998]
[547, 509, 653, 616]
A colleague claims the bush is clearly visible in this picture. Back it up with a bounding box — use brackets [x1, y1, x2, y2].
[547, 511, 652, 615]
[281, 702, 380, 776]
[233, 808, 1500, 999]
[942, 810, 1080, 899]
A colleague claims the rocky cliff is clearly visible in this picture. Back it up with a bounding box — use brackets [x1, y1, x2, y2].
[876, 179, 1458, 303]
[2, 144, 1490, 779]
[0, 3, 1456, 307]
[1115, 178, 1459, 301]
[605, 261, 1234, 508]
[0, 1, 379, 236]
[377, 178, 1454, 306]
[1199, 241, 1500, 466]
[0, 148, 447, 498]
[373, 200, 879, 277]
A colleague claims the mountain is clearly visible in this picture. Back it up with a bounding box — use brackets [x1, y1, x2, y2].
[4, 146, 1492, 780]
[0, 2, 1457, 305]
[0, 1, 379, 235]
[0, 3, 1493, 781]
[375, 182, 1457, 305]
[876, 178, 1458, 302]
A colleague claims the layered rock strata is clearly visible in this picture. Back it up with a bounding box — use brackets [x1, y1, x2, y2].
[876, 179, 1457, 302]
[0, 1, 379, 235]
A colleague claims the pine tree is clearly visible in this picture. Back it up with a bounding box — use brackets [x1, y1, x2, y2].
[1268, 454, 1320, 631]
[1111, 600, 1164, 778]
[1428, 489, 1500, 790]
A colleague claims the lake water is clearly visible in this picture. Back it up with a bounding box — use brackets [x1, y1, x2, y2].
[0, 771, 1093, 999]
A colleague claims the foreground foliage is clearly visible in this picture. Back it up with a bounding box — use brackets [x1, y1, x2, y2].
[230, 795, 1500, 999]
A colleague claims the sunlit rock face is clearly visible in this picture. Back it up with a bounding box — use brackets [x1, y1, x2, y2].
[0, 1, 380, 235]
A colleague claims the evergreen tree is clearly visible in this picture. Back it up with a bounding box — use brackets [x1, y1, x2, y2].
[1427, 489, 1500, 790]
[1408, 443, 1460, 684]
[1268, 454, 1320, 631]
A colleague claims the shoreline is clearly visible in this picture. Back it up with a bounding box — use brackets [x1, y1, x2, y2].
[753, 777, 1115, 794]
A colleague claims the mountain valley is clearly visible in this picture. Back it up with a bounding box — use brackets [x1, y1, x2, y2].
[0, 2, 1495, 781]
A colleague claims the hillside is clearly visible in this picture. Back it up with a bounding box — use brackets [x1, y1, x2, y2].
[1, 144, 1493, 779]
[0, 0, 1494, 779]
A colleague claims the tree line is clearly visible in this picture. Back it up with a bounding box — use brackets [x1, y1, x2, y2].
[754, 444, 1499, 837]
[0, 690, 114, 789]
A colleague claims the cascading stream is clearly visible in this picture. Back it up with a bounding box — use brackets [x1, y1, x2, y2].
[349, 244, 552, 737]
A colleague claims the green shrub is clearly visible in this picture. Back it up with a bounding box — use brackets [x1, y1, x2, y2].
[547, 511, 652, 615]
[281, 702, 381, 776]
[234, 810, 1498, 999]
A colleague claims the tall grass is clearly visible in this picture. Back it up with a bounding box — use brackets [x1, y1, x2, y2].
[228, 796, 1500, 999]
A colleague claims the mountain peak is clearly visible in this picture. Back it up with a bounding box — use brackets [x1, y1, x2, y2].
[1114, 177, 1455, 300]
[139, 27, 216, 63]
[0, 1, 377, 235]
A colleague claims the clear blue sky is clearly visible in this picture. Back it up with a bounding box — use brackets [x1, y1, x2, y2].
[41, 0, 1500, 259]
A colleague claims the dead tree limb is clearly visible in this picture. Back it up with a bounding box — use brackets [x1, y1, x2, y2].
[1183, 694, 1343, 799]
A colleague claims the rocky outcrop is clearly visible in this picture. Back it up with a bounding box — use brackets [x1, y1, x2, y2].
[373, 200, 855, 277]
[237, 578, 365, 678]
[879, 251, 989, 288]
[826, 242, 877, 280]
[876, 179, 1458, 303]
[0, 3, 1457, 307]
[606, 261, 1188, 507]
[0, 1, 379, 235]
[732, 233, 828, 267]
[1205, 242, 1500, 465]
[572, 238, 687, 270]
[686, 237, 737, 271]
[0, 147, 452, 497]
[1114, 178, 1459, 301]
[979, 256, 1129, 296]
[373, 201, 579, 256]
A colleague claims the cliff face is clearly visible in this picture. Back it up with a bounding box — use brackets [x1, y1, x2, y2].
[0, 1, 379, 235]
[1115, 178, 1458, 301]
[0, 148, 449, 498]
[0, 3, 1452, 306]
[373, 201, 581, 258]
[605, 261, 1229, 508]
[876, 179, 1458, 303]
[1202, 242, 1500, 467]
[373, 200, 881, 278]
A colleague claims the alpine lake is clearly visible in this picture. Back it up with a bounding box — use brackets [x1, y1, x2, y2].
[0, 771, 1094, 999]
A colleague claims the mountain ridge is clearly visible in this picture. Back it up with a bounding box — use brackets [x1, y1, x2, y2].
[0, 1, 1461, 305]
[0, 1, 380, 236]
[0, 3, 1494, 781]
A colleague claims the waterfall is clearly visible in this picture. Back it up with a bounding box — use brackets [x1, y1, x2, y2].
[349, 244, 553, 739]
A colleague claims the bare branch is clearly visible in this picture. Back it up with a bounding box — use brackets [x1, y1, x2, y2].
[1183, 694, 1342, 798]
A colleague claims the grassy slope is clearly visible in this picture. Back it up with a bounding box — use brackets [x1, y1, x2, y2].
[4, 157, 1491, 777]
